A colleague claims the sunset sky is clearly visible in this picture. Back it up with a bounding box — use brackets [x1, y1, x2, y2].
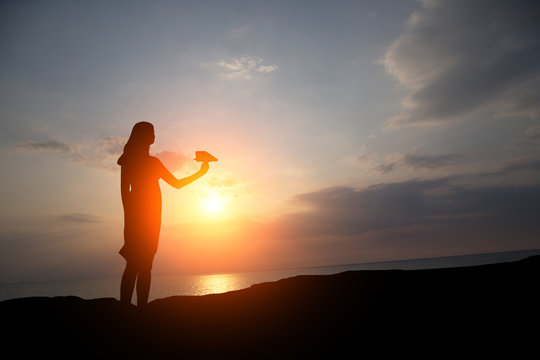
[1, 0, 539, 282]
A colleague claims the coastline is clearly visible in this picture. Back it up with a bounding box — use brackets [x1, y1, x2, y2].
[2, 255, 539, 357]
[2, 248, 539, 302]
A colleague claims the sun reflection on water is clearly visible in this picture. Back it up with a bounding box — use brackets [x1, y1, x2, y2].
[194, 273, 239, 296]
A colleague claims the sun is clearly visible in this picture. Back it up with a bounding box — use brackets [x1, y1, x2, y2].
[204, 197, 223, 213]
[202, 193, 226, 215]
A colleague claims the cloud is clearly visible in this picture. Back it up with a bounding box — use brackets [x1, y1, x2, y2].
[522, 125, 540, 142]
[155, 151, 190, 172]
[207, 173, 239, 189]
[507, 125, 540, 149]
[68, 136, 128, 170]
[487, 158, 540, 177]
[16, 139, 72, 153]
[15, 136, 127, 171]
[366, 151, 540, 179]
[264, 175, 540, 265]
[374, 162, 397, 174]
[98, 136, 125, 156]
[15, 137, 198, 173]
[359, 150, 468, 174]
[284, 160, 540, 239]
[382, 0, 540, 127]
[403, 153, 466, 169]
[287, 179, 449, 237]
[256, 65, 279, 73]
[217, 55, 278, 80]
[57, 213, 101, 223]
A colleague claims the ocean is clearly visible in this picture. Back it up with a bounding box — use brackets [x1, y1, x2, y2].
[2, 249, 539, 302]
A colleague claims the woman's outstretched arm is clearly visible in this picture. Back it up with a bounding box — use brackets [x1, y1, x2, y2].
[161, 162, 209, 189]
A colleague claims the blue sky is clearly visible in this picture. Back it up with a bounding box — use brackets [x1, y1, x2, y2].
[1, 0, 539, 282]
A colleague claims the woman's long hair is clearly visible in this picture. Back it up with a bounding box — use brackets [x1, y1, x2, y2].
[117, 122, 155, 166]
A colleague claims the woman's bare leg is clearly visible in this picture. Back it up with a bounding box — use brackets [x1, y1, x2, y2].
[136, 269, 151, 307]
[120, 262, 137, 305]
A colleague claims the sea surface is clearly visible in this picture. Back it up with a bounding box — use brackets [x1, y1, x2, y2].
[1, 249, 539, 302]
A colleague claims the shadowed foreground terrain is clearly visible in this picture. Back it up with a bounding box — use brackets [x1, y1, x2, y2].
[2, 256, 539, 358]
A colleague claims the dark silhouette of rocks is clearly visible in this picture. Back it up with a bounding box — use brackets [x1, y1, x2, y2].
[2, 256, 539, 358]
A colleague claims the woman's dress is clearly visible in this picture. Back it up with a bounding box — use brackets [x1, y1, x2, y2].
[119, 156, 167, 265]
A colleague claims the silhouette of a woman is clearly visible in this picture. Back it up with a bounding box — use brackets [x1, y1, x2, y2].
[117, 122, 209, 306]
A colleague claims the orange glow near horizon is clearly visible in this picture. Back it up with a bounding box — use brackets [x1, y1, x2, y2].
[156, 209, 273, 275]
